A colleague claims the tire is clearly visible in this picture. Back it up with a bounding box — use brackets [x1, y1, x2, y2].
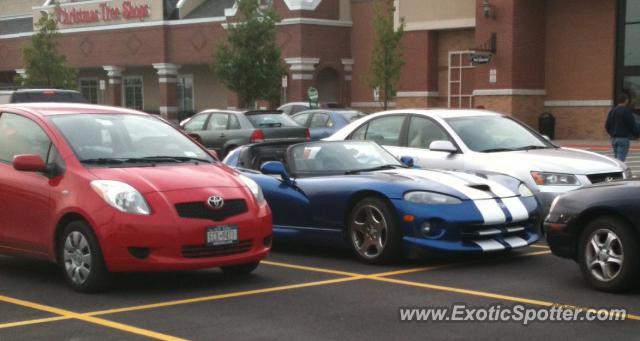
[577, 216, 640, 292]
[58, 221, 113, 293]
[347, 197, 401, 264]
[221, 261, 260, 275]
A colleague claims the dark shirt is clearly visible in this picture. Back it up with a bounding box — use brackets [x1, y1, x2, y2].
[605, 105, 639, 138]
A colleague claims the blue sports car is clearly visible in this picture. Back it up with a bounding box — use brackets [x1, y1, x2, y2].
[223, 140, 541, 264]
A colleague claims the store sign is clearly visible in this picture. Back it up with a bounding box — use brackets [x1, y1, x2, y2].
[55, 1, 151, 26]
[470, 53, 493, 65]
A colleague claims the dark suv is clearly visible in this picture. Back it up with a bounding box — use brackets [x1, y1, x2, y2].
[0, 89, 87, 104]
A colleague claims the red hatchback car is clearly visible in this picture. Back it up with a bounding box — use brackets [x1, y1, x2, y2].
[0, 103, 272, 292]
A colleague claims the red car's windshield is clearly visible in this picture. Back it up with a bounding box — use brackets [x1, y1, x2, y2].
[49, 114, 213, 164]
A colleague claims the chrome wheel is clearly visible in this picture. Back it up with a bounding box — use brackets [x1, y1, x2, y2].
[63, 231, 92, 285]
[585, 228, 624, 282]
[350, 205, 388, 259]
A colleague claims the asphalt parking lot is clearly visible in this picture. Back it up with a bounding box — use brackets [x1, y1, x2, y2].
[0, 240, 637, 341]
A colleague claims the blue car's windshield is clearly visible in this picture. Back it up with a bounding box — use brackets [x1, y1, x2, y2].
[289, 141, 402, 175]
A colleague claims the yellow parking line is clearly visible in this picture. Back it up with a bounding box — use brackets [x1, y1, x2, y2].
[529, 244, 550, 249]
[0, 295, 187, 340]
[0, 249, 603, 334]
[369, 265, 448, 277]
[521, 250, 551, 255]
[261, 260, 362, 277]
[373, 250, 552, 277]
[370, 276, 640, 321]
[0, 276, 363, 331]
[263, 250, 551, 279]
[87, 276, 363, 317]
[0, 316, 70, 330]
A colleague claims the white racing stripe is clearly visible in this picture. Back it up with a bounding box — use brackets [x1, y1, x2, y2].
[473, 239, 505, 251]
[475, 228, 502, 236]
[406, 170, 493, 200]
[503, 236, 528, 248]
[500, 197, 530, 222]
[395, 169, 524, 226]
[474, 200, 506, 224]
[442, 171, 516, 198]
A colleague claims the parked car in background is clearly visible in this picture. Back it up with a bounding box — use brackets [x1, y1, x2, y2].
[545, 181, 640, 292]
[181, 109, 310, 157]
[0, 103, 272, 292]
[278, 102, 345, 116]
[327, 109, 629, 215]
[224, 140, 540, 264]
[0, 89, 86, 104]
[292, 109, 366, 140]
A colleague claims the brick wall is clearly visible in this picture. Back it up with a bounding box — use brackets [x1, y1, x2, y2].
[545, 107, 610, 139]
[545, 0, 615, 101]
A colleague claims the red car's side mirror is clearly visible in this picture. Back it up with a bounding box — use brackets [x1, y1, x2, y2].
[13, 154, 47, 172]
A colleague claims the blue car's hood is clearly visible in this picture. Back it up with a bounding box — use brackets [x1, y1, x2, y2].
[351, 168, 523, 200]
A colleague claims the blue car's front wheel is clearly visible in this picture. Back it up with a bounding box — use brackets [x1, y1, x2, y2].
[348, 197, 401, 264]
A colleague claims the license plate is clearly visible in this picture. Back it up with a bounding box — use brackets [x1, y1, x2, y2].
[206, 225, 238, 246]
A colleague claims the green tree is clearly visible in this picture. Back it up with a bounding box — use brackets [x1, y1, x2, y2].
[20, 8, 77, 89]
[212, 0, 286, 108]
[369, 0, 404, 110]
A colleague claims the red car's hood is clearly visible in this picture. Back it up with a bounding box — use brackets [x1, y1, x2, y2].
[88, 163, 242, 193]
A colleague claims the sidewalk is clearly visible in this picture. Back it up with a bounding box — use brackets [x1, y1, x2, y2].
[554, 139, 640, 151]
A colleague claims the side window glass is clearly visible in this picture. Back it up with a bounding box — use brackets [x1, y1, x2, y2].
[184, 113, 208, 132]
[350, 123, 368, 140]
[364, 115, 404, 146]
[228, 114, 241, 129]
[310, 113, 330, 128]
[292, 105, 307, 115]
[0, 113, 52, 162]
[407, 116, 451, 149]
[207, 114, 229, 131]
[293, 113, 310, 126]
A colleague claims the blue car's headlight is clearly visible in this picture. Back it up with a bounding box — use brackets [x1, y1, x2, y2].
[404, 191, 462, 205]
[518, 183, 534, 197]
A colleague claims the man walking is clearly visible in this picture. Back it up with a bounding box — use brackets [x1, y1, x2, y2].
[605, 93, 639, 161]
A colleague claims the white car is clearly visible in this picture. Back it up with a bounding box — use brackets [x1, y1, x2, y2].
[327, 109, 630, 213]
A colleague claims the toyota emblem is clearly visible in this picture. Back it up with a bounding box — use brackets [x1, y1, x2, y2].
[207, 196, 224, 209]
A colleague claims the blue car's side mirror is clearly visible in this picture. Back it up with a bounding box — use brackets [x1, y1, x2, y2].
[260, 161, 292, 184]
[400, 156, 414, 168]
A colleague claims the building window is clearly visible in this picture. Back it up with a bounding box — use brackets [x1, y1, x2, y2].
[79, 78, 98, 104]
[617, 0, 640, 113]
[123, 76, 144, 110]
[177, 74, 194, 115]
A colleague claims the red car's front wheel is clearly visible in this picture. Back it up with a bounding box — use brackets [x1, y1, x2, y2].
[59, 221, 113, 293]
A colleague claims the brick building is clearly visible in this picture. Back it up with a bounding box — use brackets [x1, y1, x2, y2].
[0, 0, 636, 138]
